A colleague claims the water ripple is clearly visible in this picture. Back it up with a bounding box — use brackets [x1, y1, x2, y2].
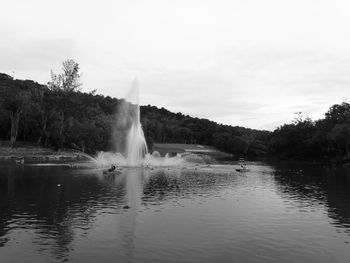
[1, 163, 350, 262]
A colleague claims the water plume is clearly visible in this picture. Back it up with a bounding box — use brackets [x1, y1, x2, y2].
[112, 78, 148, 166]
[86, 79, 206, 168]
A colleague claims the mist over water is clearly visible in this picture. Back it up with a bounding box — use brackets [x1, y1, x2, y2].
[111, 79, 145, 164]
[125, 115, 148, 166]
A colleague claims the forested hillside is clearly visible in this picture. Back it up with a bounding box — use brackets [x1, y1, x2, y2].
[0, 66, 269, 156]
[140, 105, 269, 156]
[1, 61, 350, 163]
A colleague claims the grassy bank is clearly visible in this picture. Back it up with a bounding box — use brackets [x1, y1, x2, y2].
[0, 144, 87, 163]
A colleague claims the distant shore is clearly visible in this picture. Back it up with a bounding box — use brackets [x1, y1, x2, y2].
[2, 143, 348, 168]
[0, 142, 232, 164]
[152, 143, 232, 158]
[0, 145, 88, 164]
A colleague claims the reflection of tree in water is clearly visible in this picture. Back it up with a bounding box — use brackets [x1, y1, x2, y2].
[272, 164, 328, 203]
[0, 166, 16, 247]
[325, 168, 350, 230]
[0, 165, 126, 260]
[141, 168, 235, 204]
[271, 163, 350, 231]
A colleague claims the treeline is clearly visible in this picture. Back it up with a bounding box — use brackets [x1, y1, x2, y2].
[0, 60, 269, 155]
[0, 72, 268, 155]
[140, 105, 269, 156]
[0, 60, 349, 162]
[0, 72, 114, 152]
[270, 106, 350, 161]
[142, 99, 350, 162]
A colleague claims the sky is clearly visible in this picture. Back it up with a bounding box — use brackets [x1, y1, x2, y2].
[1, 0, 350, 130]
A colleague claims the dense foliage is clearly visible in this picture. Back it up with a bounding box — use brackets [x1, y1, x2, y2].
[140, 105, 269, 156]
[0, 72, 114, 152]
[0, 66, 268, 155]
[1, 61, 349, 162]
[270, 106, 350, 162]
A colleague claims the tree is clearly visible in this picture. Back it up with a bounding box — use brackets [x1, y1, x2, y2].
[293, 111, 313, 125]
[325, 102, 350, 124]
[45, 60, 83, 148]
[0, 77, 31, 147]
[329, 123, 350, 158]
[48, 59, 82, 92]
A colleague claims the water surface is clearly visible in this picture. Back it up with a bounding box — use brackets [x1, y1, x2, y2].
[1, 162, 350, 262]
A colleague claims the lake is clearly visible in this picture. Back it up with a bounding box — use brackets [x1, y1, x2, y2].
[1, 162, 350, 263]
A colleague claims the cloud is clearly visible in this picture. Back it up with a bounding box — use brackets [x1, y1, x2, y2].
[131, 46, 350, 129]
[0, 26, 78, 82]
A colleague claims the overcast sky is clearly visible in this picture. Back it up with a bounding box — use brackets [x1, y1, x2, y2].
[1, 0, 350, 130]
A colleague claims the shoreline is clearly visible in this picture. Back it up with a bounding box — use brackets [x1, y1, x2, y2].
[1, 145, 349, 168]
[0, 146, 89, 164]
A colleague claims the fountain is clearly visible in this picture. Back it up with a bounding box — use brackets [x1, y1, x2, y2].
[113, 79, 148, 166]
[88, 79, 204, 168]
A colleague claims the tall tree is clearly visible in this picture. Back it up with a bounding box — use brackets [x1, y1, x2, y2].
[47, 59, 83, 148]
[48, 59, 82, 92]
[325, 102, 350, 124]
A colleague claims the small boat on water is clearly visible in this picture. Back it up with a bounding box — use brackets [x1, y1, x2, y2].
[103, 165, 122, 175]
[236, 158, 250, 172]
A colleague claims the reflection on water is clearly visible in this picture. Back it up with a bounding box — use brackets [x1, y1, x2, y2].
[271, 163, 350, 232]
[0, 163, 350, 262]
